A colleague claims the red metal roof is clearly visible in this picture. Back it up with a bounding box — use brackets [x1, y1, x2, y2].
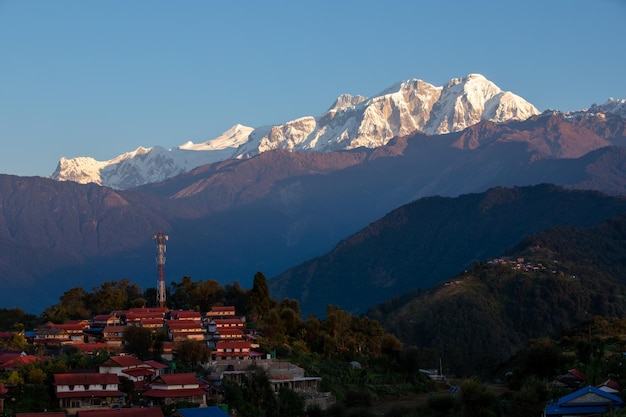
[568, 368, 588, 381]
[164, 320, 204, 330]
[154, 373, 200, 386]
[143, 360, 168, 369]
[54, 373, 120, 385]
[215, 340, 251, 349]
[142, 388, 206, 398]
[107, 355, 145, 367]
[123, 368, 154, 377]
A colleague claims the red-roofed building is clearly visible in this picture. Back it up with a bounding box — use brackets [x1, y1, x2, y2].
[169, 311, 202, 322]
[102, 325, 127, 347]
[143, 360, 168, 377]
[53, 373, 123, 413]
[206, 306, 235, 319]
[92, 315, 122, 328]
[164, 320, 205, 343]
[598, 379, 623, 394]
[213, 340, 251, 361]
[142, 373, 206, 407]
[0, 355, 47, 371]
[34, 321, 88, 347]
[0, 350, 26, 366]
[213, 317, 244, 329]
[215, 328, 244, 340]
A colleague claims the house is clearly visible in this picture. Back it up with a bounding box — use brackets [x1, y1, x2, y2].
[544, 385, 623, 416]
[92, 314, 122, 328]
[143, 360, 168, 377]
[212, 318, 244, 330]
[206, 306, 235, 319]
[99, 356, 157, 389]
[164, 320, 206, 343]
[550, 368, 587, 389]
[0, 355, 46, 372]
[34, 321, 89, 347]
[597, 379, 623, 394]
[53, 372, 124, 413]
[16, 413, 66, 417]
[142, 373, 207, 407]
[101, 325, 127, 346]
[0, 350, 26, 367]
[214, 328, 244, 341]
[169, 310, 202, 322]
[212, 340, 251, 361]
[124, 309, 166, 328]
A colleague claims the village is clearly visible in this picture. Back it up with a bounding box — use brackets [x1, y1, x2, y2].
[0, 304, 336, 417]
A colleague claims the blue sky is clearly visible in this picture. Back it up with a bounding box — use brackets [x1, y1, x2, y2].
[1, 0, 625, 178]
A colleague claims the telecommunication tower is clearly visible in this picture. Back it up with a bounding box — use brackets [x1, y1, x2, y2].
[153, 232, 169, 308]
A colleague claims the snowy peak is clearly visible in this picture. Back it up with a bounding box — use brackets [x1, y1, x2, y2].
[424, 74, 538, 134]
[51, 73, 543, 189]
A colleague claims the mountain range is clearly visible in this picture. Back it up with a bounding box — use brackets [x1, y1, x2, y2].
[2, 74, 626, 317]
[51, 74, 541, 190]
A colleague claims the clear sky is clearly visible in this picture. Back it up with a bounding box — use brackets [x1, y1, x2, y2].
[1, 0, 625, 178]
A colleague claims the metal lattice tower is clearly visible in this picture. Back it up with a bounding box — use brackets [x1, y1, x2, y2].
[153, 231, 169, 308]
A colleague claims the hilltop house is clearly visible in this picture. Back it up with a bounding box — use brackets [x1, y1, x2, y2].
[53, 373, 124, 413]
[142, 373, 207, 407]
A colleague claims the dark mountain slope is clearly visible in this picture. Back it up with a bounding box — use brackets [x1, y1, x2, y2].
[268, 185, 626, 317]
[368, 211, 626, 376]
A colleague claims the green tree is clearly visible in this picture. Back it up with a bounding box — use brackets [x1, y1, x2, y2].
[249, 272, 273, 321]
[459, 378, 497, 417]
[176, 340, 211, 372]
[224, 365, 276, 417]
[269, 386, 305, 417]
[123, 326, 154, 360]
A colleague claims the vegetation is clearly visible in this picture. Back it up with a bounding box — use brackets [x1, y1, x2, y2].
[4, 209, 626, 415]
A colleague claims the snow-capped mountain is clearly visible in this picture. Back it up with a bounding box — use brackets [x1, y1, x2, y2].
[51, 74, 541, 189]
[50, 124, 254, 190]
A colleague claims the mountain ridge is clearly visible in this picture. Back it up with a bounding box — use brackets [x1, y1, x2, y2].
[50, 74, 540, 190]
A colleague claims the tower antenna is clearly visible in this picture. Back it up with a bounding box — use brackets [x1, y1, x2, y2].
[153, 231, 169, 308]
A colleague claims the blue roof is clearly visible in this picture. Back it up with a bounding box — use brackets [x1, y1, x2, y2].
[175, 407, 230, 417]
[545, 385, 623, 416]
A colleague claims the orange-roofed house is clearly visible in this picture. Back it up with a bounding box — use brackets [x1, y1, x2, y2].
[53, 373, 124, 413]
[142, 373, 206, 407]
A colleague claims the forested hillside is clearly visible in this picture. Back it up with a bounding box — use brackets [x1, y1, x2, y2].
[270, 184, 626, 317]
[368, 211, 626, 376]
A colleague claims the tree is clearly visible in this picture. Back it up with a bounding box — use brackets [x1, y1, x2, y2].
[123, 326, 153, 360]
[224, 365, 278, 417]
[176, 340, 211, 372]
[269, 386, 305, 417]
[249, 272, 272, 321]
[459, 378, 497, 417]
